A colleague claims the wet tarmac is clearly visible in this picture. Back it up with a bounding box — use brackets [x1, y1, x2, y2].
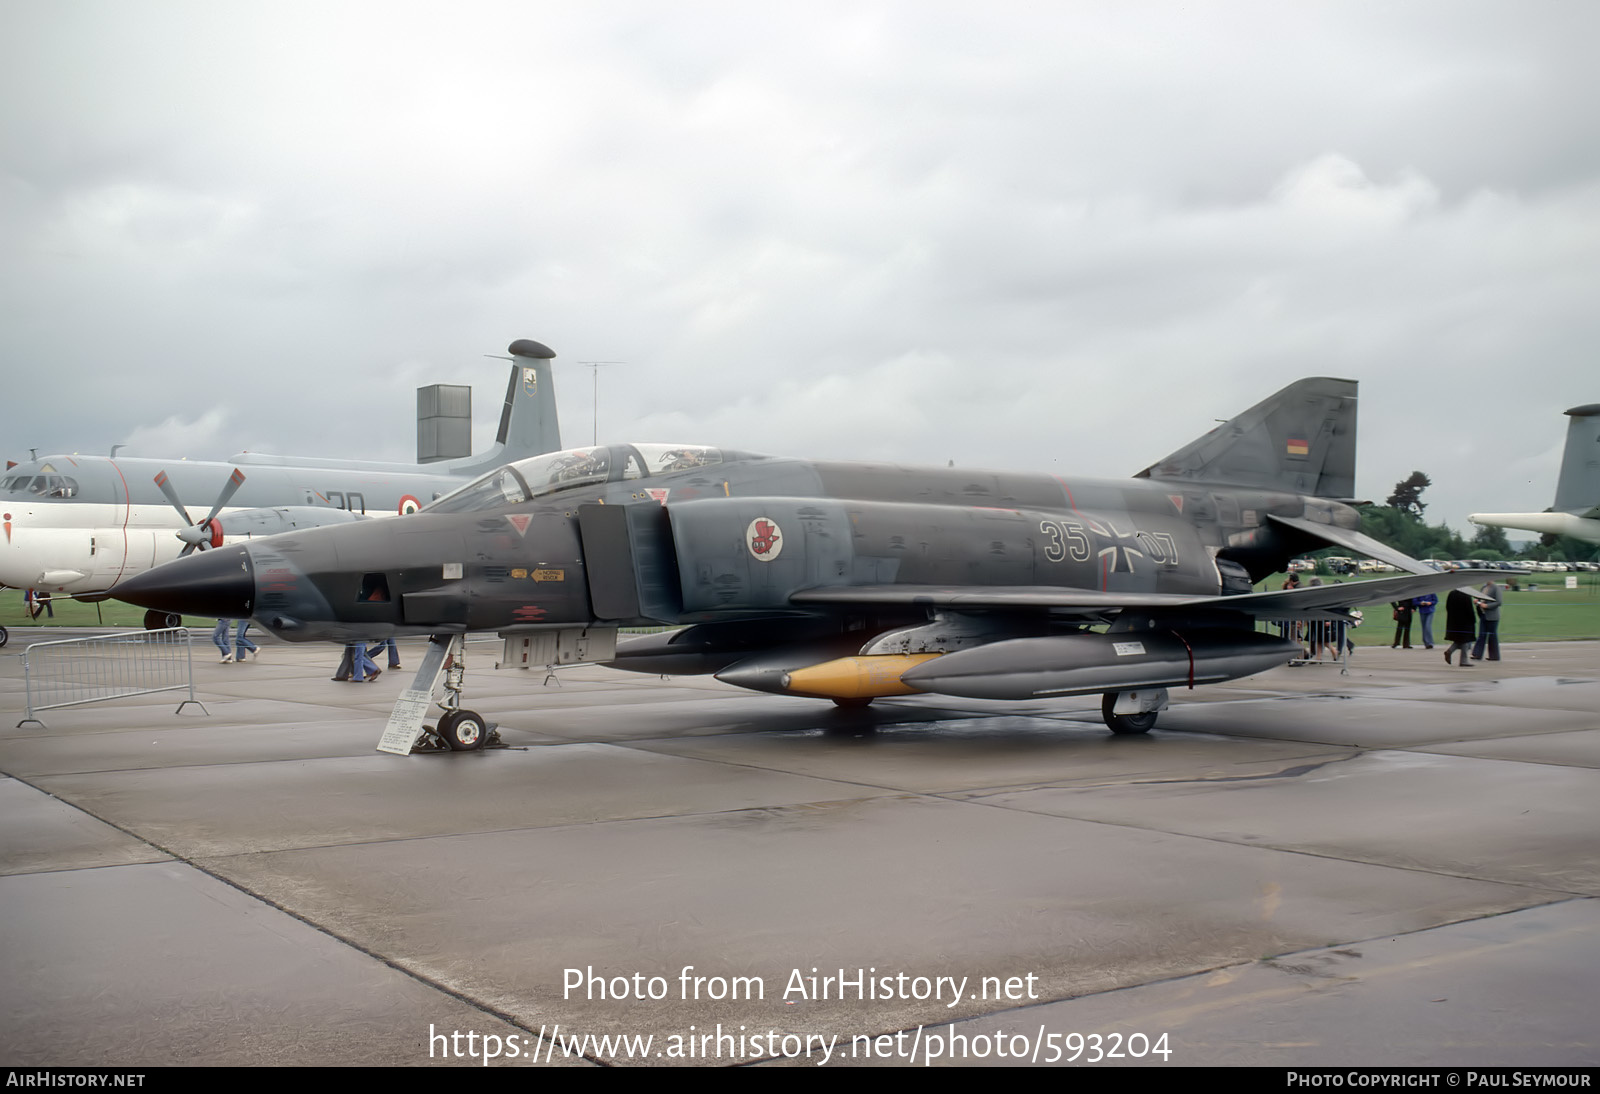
[1, 628, 1595, 1067]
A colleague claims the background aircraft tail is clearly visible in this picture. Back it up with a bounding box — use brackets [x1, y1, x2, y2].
[447, 339, 562, 474]
[1553, 403, 1600, 518]
[1135, 376, 1358, 499]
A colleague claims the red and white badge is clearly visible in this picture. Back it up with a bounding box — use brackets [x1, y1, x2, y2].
[398, 494, 421, 515]
[746, 517, 783, 561]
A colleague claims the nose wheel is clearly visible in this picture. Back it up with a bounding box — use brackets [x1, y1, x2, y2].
[436, 708, 487, 751]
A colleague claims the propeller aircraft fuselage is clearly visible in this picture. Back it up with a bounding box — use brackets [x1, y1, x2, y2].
[113, 377, 1495, 739]
[1, 340, 562, 612]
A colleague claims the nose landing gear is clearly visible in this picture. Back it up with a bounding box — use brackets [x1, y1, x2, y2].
[375, 633, 502, 755]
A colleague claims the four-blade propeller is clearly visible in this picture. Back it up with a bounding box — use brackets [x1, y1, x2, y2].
[153, 468, 246, 555]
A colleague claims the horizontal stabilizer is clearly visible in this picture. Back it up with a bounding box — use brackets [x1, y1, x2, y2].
[1266, 513, 1434, 575]
[1206, 568, 1500, 620]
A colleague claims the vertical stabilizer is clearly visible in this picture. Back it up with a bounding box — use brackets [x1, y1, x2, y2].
[1553, 403, 1600, 517]
[447, 339, 562, 475]
[1135, 377, 1358, 498]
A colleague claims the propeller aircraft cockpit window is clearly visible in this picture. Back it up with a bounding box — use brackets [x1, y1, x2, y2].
[3, 474, 79, 497]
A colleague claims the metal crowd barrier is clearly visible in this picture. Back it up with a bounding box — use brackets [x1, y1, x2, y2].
[17, 628, 208, 728]
[1266, 618, 1352, 673]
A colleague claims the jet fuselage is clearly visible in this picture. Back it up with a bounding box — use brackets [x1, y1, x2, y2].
[117, 443, 1352, 644]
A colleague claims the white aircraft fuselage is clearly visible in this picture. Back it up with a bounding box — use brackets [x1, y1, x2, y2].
[1, 338, 563, 595]
[0, 454, 470, 593]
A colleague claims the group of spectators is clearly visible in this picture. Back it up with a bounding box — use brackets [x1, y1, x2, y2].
[1279, 571, 1505, 665]
[1388, 580, 1503, 664]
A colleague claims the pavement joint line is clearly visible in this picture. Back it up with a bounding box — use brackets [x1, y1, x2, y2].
[522, 742, 1600, 901]
[922, 786, 1594, 900]
[615, 736, 1346, 796]
[769, 894, 1600, 1067]
[0, 766, 614, 1067]
[954, 752, 1368, 796]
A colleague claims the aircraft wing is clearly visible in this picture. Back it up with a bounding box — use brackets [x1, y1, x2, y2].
[791, 569, 1498, 622]
[1183, 568, 1498, 620]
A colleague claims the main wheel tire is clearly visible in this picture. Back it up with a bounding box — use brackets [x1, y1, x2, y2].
[831, 697, 873, 709]
[142, 610, 182, 631]
[1101, 692, 1157, 735]
[0, 625, 8, 648]
[438, 709, 487, 751]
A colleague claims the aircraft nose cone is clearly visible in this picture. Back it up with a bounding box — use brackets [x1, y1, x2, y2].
[113, 546, 255, 619]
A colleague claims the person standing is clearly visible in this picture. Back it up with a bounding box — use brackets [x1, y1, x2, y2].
[1413, 593, 1437, 650]
[1281, 572, 1304, 653]
[1390, 599, 1414, 649]
[1472, 579, 1503, 662]
[1443, 589, 1477, 666]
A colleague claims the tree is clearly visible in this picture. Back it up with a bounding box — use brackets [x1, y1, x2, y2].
[1386, 471, 1431, 518]
[1471, 523, 1512, 556]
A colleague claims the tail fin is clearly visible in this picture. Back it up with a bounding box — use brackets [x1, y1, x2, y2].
[1553, 403, 1600, 518]
[447, 339, 562, 475]
[1135, 377, 1358, 498]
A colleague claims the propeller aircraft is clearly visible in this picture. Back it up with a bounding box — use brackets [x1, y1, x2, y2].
[1469, 402, 1600, 545]
[1, 339, 561, 625]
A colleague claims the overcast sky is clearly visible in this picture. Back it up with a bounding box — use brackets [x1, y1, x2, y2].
[2, 1, 1596, 535]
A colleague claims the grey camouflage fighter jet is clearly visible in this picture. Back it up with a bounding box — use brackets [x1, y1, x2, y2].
[112, 376, 1490, 748]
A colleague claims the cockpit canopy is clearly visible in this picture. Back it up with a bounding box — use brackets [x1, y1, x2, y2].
[424, 443, 739, 514]
[1, 471, 79, 498]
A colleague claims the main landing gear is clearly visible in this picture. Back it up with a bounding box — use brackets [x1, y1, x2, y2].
[143, 610, 182, 630]
[1101, 689, 1166, 735]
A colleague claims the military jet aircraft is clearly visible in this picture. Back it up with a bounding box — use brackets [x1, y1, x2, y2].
[1, 339, 561, 623]
[1469, 403, 1600, 545]
[112, 376, 1489, 748]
